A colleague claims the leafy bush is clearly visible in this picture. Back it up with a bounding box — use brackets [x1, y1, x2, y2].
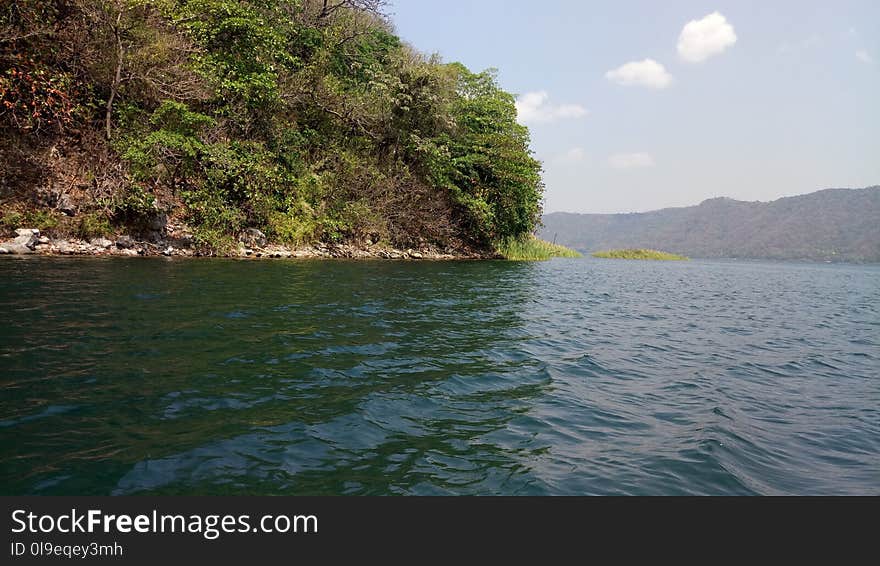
[0, 60, 83, 134]
[105, 184, 157, 224]
[76, 212, 113, 239]
[121, 101, 215, 190]
[0, 210, 24, 234]
[266, 208, 319, 246]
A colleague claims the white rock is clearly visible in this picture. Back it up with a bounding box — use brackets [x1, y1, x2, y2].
[90, 237, 113, 248]
[2, 242, 34, 254]
[12, 232, 39, 250]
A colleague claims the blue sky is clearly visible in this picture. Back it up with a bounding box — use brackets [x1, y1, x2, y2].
[389, 0, 879, 213]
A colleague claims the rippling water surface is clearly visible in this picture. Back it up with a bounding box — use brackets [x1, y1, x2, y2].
[1, 257, 877, 495]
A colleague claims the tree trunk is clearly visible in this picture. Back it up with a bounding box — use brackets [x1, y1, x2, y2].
[105, 12, 123, 140]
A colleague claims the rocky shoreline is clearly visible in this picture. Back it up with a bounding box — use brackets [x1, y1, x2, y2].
[0, 228, 493, 260]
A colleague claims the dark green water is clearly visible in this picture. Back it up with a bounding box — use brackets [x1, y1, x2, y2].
[1, 256, 878, 495]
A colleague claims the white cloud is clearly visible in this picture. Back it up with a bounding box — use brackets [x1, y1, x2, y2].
[856, 49, 873, 64]
[609, 153, 655, 169]
[605, 59, 673, 89]
[515, 91, 588, 125]
[555, 147, 588, 164]
[677, 12, 737, 63]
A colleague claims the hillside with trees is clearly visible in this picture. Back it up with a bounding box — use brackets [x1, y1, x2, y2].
[1, 0, 544, 255]
[540, 187, 880, 263]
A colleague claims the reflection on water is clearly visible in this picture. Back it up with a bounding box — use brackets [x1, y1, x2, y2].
[0, 257, 877, 495]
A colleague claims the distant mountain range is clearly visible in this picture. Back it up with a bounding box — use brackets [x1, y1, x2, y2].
[539, 187, 880, 262]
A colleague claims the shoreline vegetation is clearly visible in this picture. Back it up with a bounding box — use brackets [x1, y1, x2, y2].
[1, 0, 546, 261]
[592, 249, 688, 261]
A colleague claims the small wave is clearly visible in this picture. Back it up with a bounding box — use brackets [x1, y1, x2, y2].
[0, 405, 78, 428]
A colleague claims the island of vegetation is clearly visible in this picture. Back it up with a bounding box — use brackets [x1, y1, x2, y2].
[592, 249, 688, 261]
[498, 236, 582, 261]
[0, 0, 572, 260]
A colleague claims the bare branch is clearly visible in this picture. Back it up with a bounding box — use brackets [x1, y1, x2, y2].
[0, 28, 53, 44]
[308, 0, 390, 24]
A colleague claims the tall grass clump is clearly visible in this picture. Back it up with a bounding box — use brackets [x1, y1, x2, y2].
[498, 236, 582, 260]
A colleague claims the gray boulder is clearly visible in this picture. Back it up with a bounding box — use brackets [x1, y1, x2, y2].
[116, 235, 134, 249]
[2, 242, 35, 254]
[175, 233, 195, 248]
[54, 240, 74, 254]
[240, 228, 267, 248]
[149, 213, 168, 232]
[13, 229, 39, 250]
[90, 237, 113, 248]
[57, 194, 77, 216]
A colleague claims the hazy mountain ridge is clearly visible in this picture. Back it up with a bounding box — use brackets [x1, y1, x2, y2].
[539, 187, 880, 262]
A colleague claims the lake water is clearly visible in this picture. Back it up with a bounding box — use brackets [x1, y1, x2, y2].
[1, 256, 877, 495]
